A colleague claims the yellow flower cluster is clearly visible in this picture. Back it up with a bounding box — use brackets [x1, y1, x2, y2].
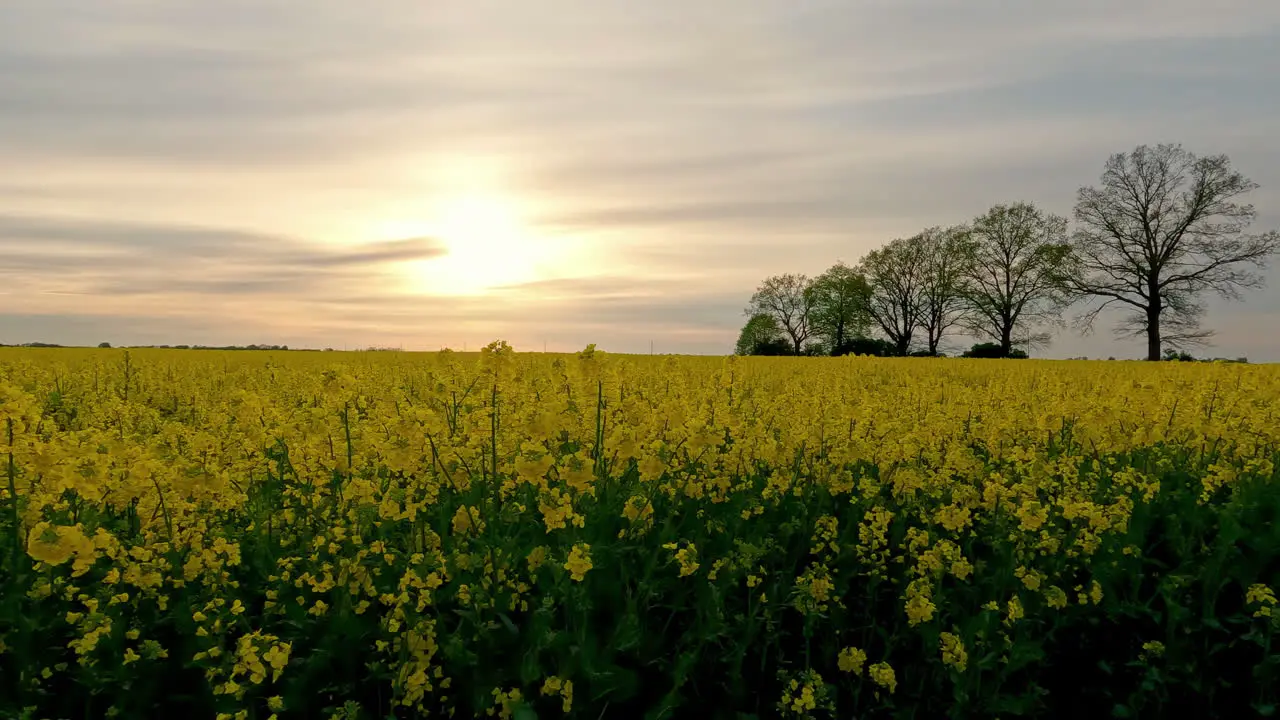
[563, 543, 593, 582]
[1247, 584, 1278, 619]
[540, 676, 574, 713]
[939, 632, 968, 672]
[2, 347, 1278, 717]
[662, 541, 701, 577]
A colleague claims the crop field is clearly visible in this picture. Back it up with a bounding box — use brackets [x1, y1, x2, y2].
[1, 345, 1278, 719]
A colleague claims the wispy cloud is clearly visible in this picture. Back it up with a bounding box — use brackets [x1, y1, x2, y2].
[0, 214, 445, 298]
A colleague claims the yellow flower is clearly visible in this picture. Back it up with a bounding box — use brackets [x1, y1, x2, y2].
[869, 662, 897, 694]
[527, 546, 549, 572]
[564, 543, 593, 582]
[1015, 566, 1042, 591]
[837, 646, 866, 674]
[638, 454, 666, 482]
[939, 632, 968, 671]
[664, 542, 701, 578]
[263, 642, 291, 681]
[904, 579, 936, 626]
[26, 522, 90, 567]
[451, 505, 484, 536]
[1247, 584, 1277, 617]
[489, 687, 524, 718]
[541, 676, 574, 712]
[1003, 596, 1025, 625]
[621, 495, 653, 524]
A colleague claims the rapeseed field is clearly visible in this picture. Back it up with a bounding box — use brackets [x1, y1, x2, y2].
[1, 344, 1277, 718]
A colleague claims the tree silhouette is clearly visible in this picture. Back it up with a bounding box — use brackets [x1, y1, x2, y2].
[808, 262, 873, 355]
[916, 226, 972, 356]
[961, 202, 1071, 357]
[1064, 144, 1280, 360]
[859, 237, 927, 355]
[744, 274, 815, 355]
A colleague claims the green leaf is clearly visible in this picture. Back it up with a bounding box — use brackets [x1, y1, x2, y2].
[497, 611, 519, 636]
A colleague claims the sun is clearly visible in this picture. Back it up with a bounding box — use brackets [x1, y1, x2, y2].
[378, 192, 551, 296]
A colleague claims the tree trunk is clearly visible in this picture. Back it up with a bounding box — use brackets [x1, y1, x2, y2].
[1000, 326, 1013, 358]
[1145, 280, 1162, 360]
[1146, 308, 1161, 361]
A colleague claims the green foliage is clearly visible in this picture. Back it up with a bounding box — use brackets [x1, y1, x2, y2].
[808, 263, 873, 354]
[963, 342, 1030, 359]
[745, 274, 816, 354]
[960, 202, 1071, 354]
[832, 337, 897, 357]
[858, 238, 928, 355]
[735, 314, 793, 356]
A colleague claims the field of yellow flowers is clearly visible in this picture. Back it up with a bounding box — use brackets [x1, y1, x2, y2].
[2, 343, 1278, 719]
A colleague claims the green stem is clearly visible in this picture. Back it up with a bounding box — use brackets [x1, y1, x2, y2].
[149, 472, 174, 542]
[7, 416, 27, 707]
[6, 418, 17, 559]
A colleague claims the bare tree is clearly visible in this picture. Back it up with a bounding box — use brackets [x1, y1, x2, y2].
[859, 237, 927, 355]
[808, 262, 873, 355]
[962, 202, 1072, 356]
[1065, 144, 1280, 360]
[917, 226, 972, 356]
[745, 274, 815, 354]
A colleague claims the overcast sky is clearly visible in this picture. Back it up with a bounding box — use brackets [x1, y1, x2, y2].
[3, 1, 1279, 358]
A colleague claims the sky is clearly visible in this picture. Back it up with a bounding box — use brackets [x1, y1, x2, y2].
[2, 1, 1280, 359]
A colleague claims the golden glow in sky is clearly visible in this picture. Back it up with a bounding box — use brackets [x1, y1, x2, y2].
[373, 191, 559, 296]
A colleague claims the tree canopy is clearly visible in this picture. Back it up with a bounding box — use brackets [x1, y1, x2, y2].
[961, 202, 1072, 356]
[734, 143, 1276, 360]
[744, 274, 815, 354]
[1064, 144, 1280, 360]
[915, 225, 972, 356]
[859, 237, 928, 356]
[807, 262, 873, 355]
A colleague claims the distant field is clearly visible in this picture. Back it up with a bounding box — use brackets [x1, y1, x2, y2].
[1, 347, 1278, 718]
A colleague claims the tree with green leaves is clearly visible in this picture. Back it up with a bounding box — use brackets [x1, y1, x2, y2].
[916, 225, 973, 356]
[808, 262, 873, 355]
[1064, 143, 1280, 360]
[859, 237, 927, 356]
[744, 273, 815, 355]
[733, 313, 791, 355]
[961, 202, 1072, 357]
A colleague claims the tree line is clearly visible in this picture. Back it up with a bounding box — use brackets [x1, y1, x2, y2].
[737, 143, 1280, 361]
